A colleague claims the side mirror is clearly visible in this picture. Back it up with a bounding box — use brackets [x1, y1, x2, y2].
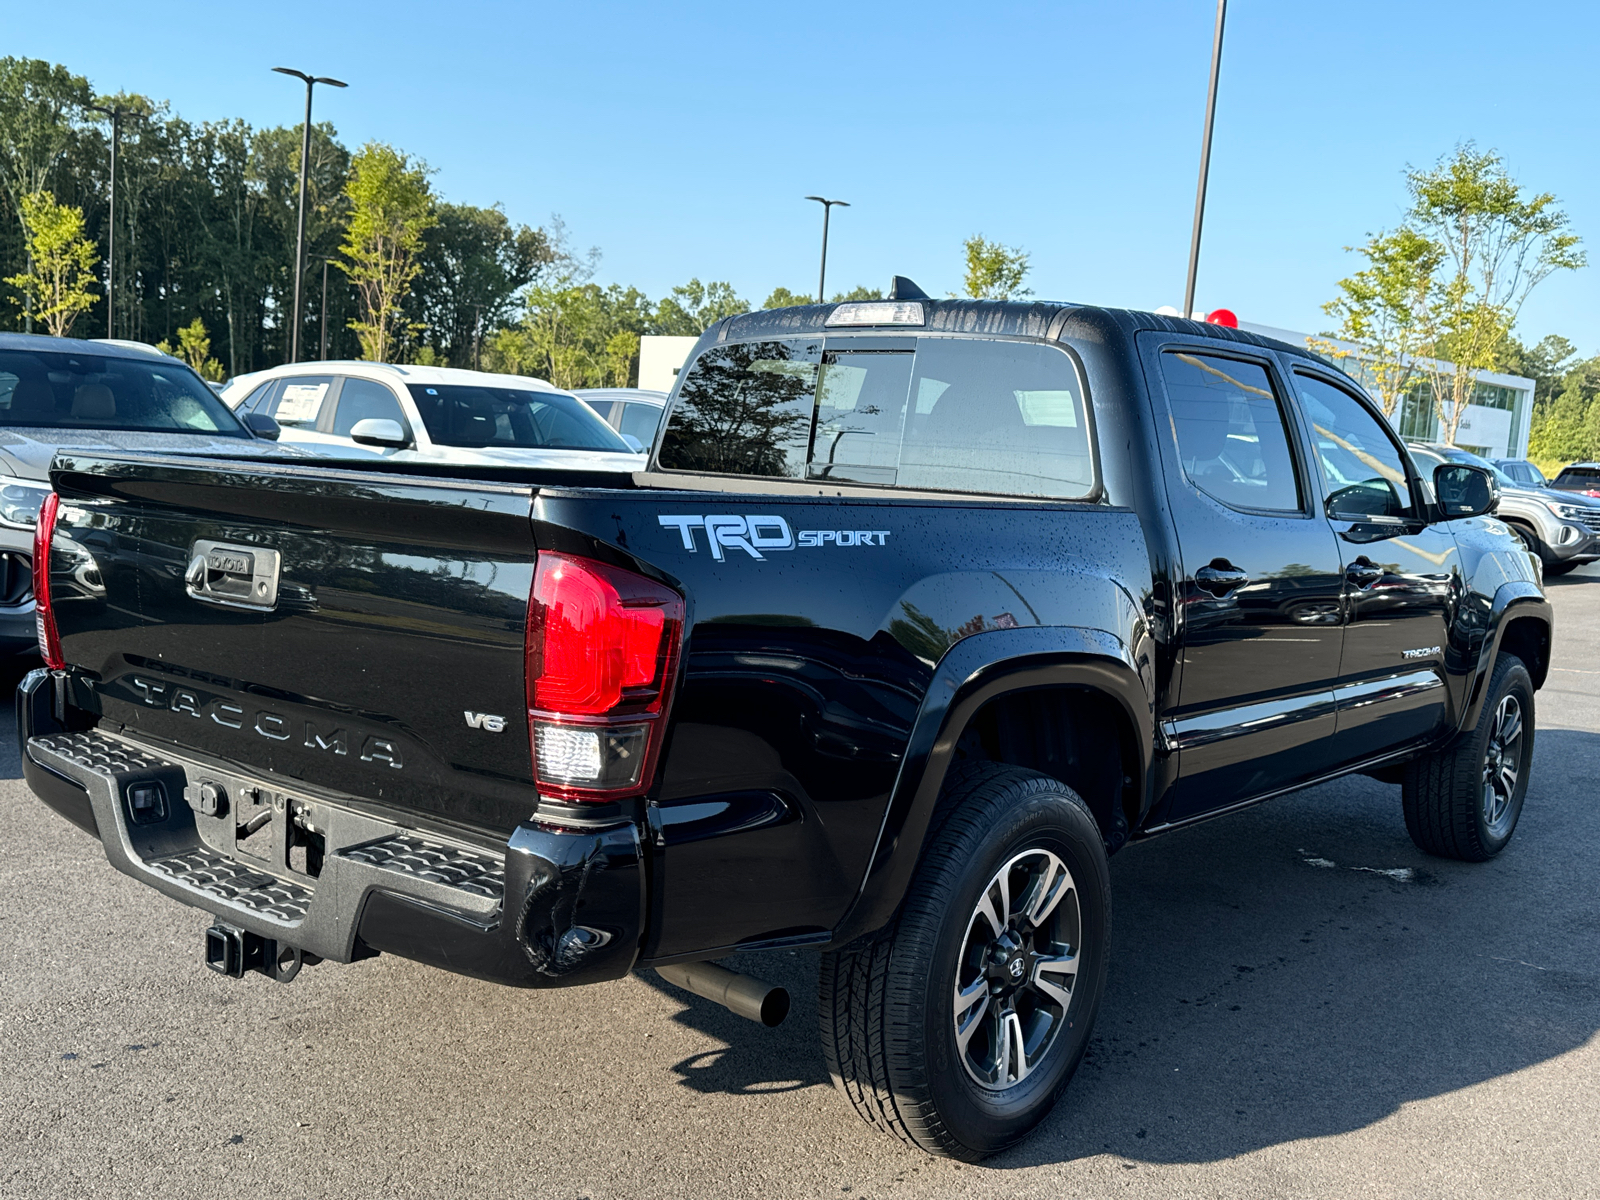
[241, 412, 280, 441]
[1434, 463, 1498, 519]
[620, 433, 645, 453]
[349, 418, 410, 449]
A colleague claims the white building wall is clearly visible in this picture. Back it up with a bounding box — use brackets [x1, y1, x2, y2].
[639, 336, 699, 393]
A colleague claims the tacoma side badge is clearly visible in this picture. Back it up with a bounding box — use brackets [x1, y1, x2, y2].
[464, 711, 507, 733]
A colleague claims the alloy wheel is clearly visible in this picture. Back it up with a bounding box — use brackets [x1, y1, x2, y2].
[952, 848, 1081, 1091]
[1481, 693, 1524, 835]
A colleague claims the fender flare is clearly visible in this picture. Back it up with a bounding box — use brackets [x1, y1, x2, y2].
[829, 625, 1154, 945]
[1458, 582, 1552, 733]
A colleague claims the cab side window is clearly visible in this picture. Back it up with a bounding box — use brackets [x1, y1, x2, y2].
[1159, 351, 1302, 512]
[1293, 373, 1415, 520]
[333, 378, 408, 436]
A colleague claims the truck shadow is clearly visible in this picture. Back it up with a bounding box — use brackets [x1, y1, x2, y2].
[0, 656, 37, 780]
[645, 728, 1600, 1167]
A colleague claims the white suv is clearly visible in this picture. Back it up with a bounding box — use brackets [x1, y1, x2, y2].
[220, 362, 645, 471]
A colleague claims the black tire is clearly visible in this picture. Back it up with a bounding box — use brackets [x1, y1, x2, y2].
[1542, 562, 1577, 576]
[1505, 521, 1543, 561]
[1402, 653, 1535, 861]
[818, 762, 1111, 1160]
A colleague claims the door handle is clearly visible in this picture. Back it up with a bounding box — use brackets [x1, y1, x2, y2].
[1345, 558, 1385, 589]
[1195, 561, 1250, 596]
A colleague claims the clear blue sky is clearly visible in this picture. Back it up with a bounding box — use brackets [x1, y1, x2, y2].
[12, 1, 1599, 355]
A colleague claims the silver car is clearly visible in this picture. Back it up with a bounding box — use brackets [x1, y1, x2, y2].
[1410, 442, 1600, 575]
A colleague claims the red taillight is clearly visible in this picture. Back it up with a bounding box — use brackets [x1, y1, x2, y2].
[32, 490, 63, 669]
[526, 552, 684, 801]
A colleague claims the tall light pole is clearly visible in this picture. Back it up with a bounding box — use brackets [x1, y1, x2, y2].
[319, 258, 332, 360]
[1182, 0, 1227, 320]
[804, 196, 849, 303]
[86, 102, 132, 339]
[273, 67, 346, 363]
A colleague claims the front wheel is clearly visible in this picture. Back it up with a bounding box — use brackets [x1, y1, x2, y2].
[818, 763, 1112, 1160]
[1403, 653, 1535, 861]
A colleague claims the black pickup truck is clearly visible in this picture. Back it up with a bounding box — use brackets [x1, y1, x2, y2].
[19, 290, 1550, 1160]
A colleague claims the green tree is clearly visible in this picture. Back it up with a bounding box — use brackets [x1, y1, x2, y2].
[654, 278, 747, 335]
[762, 285, 813, 309]
[5, 190, 99, 336]
[960, 235, 1031, 299]
[404, 202, 552, 367]
[157, 316, 224, 380]
[1317, 226, 1441, 416]
[337, 142, 436, 362]
[0, 59, 93, 332]
[1406, 144, 1585, 444]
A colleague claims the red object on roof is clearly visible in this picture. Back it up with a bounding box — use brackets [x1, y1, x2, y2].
[1206, 308, 1238, 328]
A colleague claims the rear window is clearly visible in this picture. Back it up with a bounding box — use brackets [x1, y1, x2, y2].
[0, 349, 246, 436]
[406, 384, 629, 451]
[1556, 467, 1600, 484]
[658, 336, 1093, 498]
[617, 401, 663, 446]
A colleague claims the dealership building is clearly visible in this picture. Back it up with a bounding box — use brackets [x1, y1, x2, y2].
[1240, 322, 1537, 460]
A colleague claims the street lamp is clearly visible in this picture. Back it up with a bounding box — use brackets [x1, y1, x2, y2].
[804, 196, 849, 303]
[86, 102, 134, 339]
[272, 66, 347, 363]
[1182, 0, 1227, 320]
[319, 257, 334, 360]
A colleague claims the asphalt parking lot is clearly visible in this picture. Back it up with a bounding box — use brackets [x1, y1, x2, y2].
[3, 569, 1598, 1200]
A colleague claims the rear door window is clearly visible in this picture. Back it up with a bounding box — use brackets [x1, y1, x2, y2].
[333, 378, 408, 436]
[265, 375, 334, 428]
[1159, 351, 1302, 513]
[617, 401, 663, 446]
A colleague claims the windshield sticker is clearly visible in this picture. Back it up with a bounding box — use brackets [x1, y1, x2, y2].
[659, 514, 888, 561]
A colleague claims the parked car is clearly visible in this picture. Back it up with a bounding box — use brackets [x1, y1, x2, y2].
[1493, 457, 1548, 487]
[221, 362, 645, 471]
[20, 294, 1548, 1160]
[0, 333, 287, 655]
[574, 387, 668, 452]
[1548, 462, 1600, 498]
[1409, 442, 1600, 575]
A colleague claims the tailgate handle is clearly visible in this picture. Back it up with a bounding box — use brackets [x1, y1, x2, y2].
[186, 540, 282, 611]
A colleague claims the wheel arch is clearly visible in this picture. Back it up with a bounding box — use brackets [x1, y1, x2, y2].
[829, 625, 1154, 946]
[1460, 584, 1552, 732]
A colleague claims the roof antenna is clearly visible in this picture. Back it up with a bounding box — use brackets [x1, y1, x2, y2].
[888, 276, 929, 300]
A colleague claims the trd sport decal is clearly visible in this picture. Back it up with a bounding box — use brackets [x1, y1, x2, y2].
[658, 514, 889, 561]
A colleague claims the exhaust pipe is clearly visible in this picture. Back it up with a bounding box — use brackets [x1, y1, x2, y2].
[657, 961, 790, 1027]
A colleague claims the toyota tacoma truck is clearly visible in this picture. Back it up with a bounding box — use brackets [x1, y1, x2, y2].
[18, 287, 1551, 1160]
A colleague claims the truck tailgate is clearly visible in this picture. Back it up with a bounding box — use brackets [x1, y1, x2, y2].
[48, 452, 541, 838]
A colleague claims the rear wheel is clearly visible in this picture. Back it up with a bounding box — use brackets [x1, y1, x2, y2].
[1402, 653, 1534, 861]
[818, 763, 1111, 1160]
[1542, 562, 1577, 576]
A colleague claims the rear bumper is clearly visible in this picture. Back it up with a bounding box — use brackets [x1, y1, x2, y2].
[15, 669, 644, 989]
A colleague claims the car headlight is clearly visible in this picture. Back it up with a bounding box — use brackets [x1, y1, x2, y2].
[0, 476, 51, 530]
[1540, 499, 1594, 522]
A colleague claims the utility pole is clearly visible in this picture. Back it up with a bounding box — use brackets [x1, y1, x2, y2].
[272, 67, 347, 362]
[1183, 0, 1227, 320]
[804, 196, 849, 303]
[86, 102, 131, 339]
